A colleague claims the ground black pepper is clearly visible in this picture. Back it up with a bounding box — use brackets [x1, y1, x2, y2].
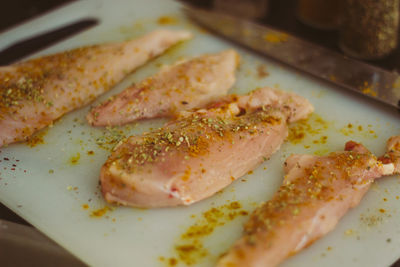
[339, 0, 399, 60]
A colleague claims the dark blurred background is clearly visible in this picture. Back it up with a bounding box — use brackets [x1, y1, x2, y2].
[0, 0, 77, 33]
[2, 0, 400, 70]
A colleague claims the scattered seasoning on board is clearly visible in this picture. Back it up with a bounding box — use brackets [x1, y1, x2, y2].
[339, 0, 399, 59]
[360, 213, 383, 227]
[90, 206, 112, 218]
[25, 128, 48, 147]
[339, 123, 377, 139]
[157, 15, 178, 25]
[257, 64, 269, 79]
[0, 156, 26, 175]
[159, 201, 248, 266]
[359, 207, 392, 227]
[287, 113, 329, 145]
[344, 229, 354, 236]
[68, 152, 81, 165]
[94, 126, 127, 151]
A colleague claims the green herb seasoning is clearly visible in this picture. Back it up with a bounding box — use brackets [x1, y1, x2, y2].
[339, 0, 399, 60]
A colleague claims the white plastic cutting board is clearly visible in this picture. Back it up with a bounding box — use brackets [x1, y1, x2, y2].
[1, 1, 400, 266]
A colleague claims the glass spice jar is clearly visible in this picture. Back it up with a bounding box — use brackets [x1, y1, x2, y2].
[339, 0, 399, 60]
[297, 0, 345, 30]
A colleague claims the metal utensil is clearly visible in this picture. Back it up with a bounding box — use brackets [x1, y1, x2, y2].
[185, 7, 400, 109]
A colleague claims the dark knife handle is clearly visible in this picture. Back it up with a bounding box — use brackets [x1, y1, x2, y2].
[0, 18, 98, 65]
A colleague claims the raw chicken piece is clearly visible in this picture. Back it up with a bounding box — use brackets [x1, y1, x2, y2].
[87, 50, 239, 126]
[217, 141, 395, 267]
[379, 135, 400, 174]
[0, 29, 192, 147]
[100, 87, 313, 208]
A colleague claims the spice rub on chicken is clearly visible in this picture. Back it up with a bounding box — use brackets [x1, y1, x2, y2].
[100, 87, 314, 208]
[379, 135, 400, 174]
[0, 29, 192, 147]
[217, 140, 396, 267]
[87, 50, 239, 126]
